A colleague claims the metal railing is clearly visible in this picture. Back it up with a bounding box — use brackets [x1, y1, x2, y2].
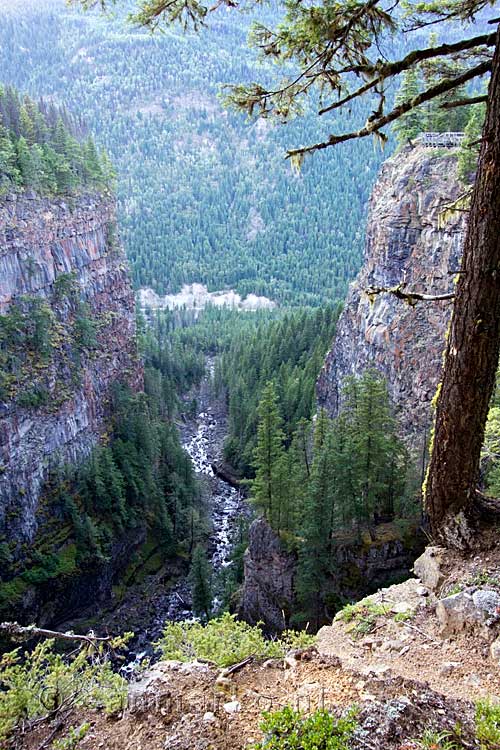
[420, 131, 465, 148]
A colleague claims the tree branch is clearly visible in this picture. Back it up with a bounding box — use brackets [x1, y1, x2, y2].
[288, 60, 492, 157]
[319, 32, 496, 116]
[0, 621, 113, 647]
[364, 284, 455, 306]
[440, 94, 488, 109]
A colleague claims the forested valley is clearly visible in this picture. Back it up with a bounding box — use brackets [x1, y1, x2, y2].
[0, 0, 383, 306]
[3, 0, 500, 745]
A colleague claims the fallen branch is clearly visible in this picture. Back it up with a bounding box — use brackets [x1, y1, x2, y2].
[0, 621, 113, 648]
[222, 655, 254, 676]
[401, 621, 440, 644]
[365, 284, 455, 306]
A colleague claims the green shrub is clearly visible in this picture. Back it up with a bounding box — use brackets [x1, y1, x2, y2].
[74, 306, 98, 350]
[53, 272, 78, 300]
[335, 598, 391, 636]
[16, 386, 50, 409]
[253, 706, 358, 750]
[0, 640, 128, 744]
[476, 700, 500, 748]
[156, 613, 315, 667]
[53, 723, 91, 750]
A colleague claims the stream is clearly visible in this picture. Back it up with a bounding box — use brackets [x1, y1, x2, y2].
[119, 362, 249, 669]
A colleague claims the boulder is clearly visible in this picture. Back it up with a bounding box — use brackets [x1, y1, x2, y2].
[436, 589, 500, 635]
[413, 547, 446, 591]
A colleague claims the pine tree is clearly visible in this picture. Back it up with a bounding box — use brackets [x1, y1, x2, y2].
[189, 545, 212, 621]
[342, 371, 405, 526]
[457, 103, 486, 184]
[393, 69, 424, 144]
[296, 420, 336, 629]
[250, 381, 286, 530]
[0, 126, 20, 192]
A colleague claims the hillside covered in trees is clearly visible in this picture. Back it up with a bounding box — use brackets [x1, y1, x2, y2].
[0, 0, 384, 306]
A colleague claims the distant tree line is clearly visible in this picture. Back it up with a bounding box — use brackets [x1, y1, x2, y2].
[0, 84, 114, 195]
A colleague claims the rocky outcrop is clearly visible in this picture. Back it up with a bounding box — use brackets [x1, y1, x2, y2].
[238, 518, 295, 633]
[239, 519, 423, 632]
[0, 191, 142, 547]
[317, 146, 466, 441]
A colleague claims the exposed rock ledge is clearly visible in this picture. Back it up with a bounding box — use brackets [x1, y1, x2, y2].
[317, 145, 466, 442]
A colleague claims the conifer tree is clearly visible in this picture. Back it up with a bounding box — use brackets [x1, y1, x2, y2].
[457, 103, 486, 183]
[296, 421, 336, 629]
[189, 544, 212, 621]
[250, 381, 286, 529]
[393, 70, 424, 145]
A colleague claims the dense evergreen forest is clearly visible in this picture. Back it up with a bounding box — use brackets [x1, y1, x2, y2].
[0, 0, 384, 306]
[213, 306, 341, 474]
[249, 373, 421, 627]
[0, 85, 112, 195]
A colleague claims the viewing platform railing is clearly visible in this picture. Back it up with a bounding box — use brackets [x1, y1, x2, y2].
[420, 132, 465, 148]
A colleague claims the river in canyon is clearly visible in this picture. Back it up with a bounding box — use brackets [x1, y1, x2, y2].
[113, 362, 250, 669]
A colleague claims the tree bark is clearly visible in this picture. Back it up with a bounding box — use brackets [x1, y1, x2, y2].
[425, 26, 500, 548]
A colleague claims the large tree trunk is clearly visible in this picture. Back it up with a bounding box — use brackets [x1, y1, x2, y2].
[425, 27, 500, 548]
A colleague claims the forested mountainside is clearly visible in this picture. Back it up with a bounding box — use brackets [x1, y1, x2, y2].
[0, 0, 384, 306]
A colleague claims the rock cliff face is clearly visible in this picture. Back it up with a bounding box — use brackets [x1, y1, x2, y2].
[239, 518, 423, 632]
[317, 146, 466, 441]
[238, 518, 296, 632]
[0, 191, 142, 548]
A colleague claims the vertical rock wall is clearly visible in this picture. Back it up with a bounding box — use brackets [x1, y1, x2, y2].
[317, 146, 466, 441]
[0, 191, 142, 547]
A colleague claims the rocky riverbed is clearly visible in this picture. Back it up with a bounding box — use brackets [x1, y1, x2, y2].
[58, 361, 249, 668]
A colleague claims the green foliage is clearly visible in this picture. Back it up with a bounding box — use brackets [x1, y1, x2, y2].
[53, 723, 91, 750]
[250, 381, 287, 527]
[0, 641, 127, 744]
[253, 706, 358, 750]
[0, 6, 383, 306]
[481, 373, 500, 497]
[156, 613, 315, 667]
[189, 544, 213, 621]
[0, 290, 100, 407]
[63, 384, 198, 562]
[335, 598, 391, 636]
[457, 103, 486, 184]
[0, 83, 113, 196]
[16, 386, 50, 409]
[246, 369, 418, 627]
[219, 305, 340, 475]
[475, 700, 500, 749]
[74, 305, 98, 350]
[393, 69, 425, 144]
